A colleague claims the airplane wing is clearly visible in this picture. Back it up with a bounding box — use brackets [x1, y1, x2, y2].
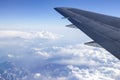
[54, 7, 120, 60]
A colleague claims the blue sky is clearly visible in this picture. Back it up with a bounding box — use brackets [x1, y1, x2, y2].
[0, 0, 120, 31]
[0, 0, 120, 43]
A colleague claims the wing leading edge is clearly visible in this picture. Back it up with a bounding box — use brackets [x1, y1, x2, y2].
[54, 7, 120, 60]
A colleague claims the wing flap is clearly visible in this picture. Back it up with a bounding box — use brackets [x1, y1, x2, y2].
[66, 24, 78, 29]
[84, 41, 102, 48]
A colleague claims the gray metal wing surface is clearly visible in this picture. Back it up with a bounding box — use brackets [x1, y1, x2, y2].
[54, 7, 120, 60]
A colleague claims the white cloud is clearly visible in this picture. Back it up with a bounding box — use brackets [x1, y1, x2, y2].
[34, 73, 41, 79]
[7, 54, 14, 58]
[52, 44, 118, 63]
[35, 51, 50, 58]
[67, 65, 115, 80]
[0, 30, 62, 40]
[30, 43, 120, 80]
[0, 30, 120, 80]
[42, 44, 120, 80]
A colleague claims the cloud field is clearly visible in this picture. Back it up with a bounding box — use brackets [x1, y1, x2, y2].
[0, 30, 120, 80]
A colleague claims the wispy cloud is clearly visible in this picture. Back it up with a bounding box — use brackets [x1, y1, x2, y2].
[0, 30, 62, 40]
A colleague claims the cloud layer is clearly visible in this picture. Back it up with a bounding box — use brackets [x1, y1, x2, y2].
[0, 30, 120, 80]
[0, 30, 62, 40]
[31, 43, 120, 80]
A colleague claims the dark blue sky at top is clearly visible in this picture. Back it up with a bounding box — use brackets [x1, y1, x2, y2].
[0, 0, 120, 32]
